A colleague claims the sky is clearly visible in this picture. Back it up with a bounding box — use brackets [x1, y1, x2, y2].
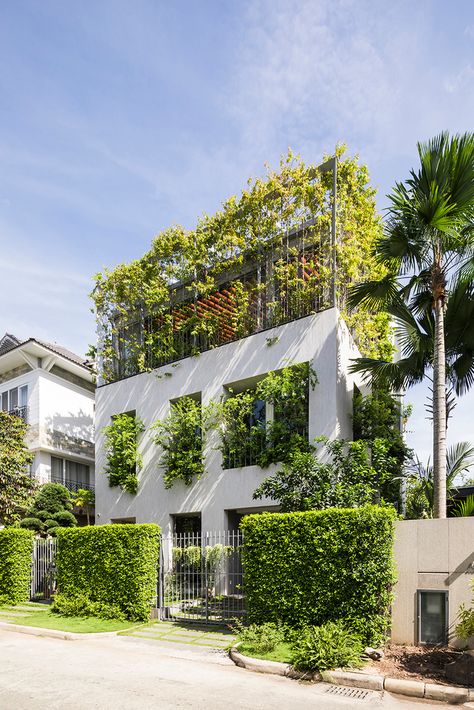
[1, 0, 473, 461]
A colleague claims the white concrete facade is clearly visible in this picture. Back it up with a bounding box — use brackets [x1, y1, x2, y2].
[95, 307, 364, 532]
[0, 335, 95, 488]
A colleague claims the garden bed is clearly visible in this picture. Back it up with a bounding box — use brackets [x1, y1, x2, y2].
[367, 644, 464, 686]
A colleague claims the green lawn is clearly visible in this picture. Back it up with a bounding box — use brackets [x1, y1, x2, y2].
[0, 604, 136, 633]
[239, 641, 293, 663]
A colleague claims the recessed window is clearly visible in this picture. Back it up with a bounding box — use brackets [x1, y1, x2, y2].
[418, 590, 448, 645]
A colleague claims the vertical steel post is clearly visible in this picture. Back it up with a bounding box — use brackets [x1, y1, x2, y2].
[332, 153, 338, 308]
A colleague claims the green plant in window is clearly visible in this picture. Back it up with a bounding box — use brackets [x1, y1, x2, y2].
[216, 362, 317, 469]
[102, 413, 144, 494]
[257, 362, 317, 466]
[152, 397, 211, 488]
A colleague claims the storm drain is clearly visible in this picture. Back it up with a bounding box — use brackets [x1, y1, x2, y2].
[325, 685, 371, 700]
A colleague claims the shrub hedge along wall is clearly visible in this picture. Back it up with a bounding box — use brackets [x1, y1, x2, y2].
[55, 524, 160, 621]
[0, 528, 34, 604]
[241, 506, 397, 643]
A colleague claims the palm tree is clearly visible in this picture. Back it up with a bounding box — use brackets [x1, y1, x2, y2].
[350, 132, 474, 518]
[406, 441, 474, 518]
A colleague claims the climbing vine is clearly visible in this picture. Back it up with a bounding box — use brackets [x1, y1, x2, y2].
[152, 397, 210, 489]
[102, 412, 144, 494]
[218, 362, 317, 469]
[92, 147, 392, 383]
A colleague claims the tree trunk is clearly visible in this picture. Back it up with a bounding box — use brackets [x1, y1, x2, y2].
[432, 296, 447, 518]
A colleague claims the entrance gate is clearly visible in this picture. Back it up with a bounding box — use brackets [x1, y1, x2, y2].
[158, 531, 244, 624]
[31, 538, 57, 601]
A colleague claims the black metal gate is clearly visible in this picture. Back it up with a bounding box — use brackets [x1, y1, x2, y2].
[159, 531, 244, 624]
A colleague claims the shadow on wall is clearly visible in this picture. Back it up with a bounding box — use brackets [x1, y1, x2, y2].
[44, 410, 94, 457]
[95, 311, 342, 521]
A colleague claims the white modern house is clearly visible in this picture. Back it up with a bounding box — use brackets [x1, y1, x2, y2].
[0, 333, 95, 493]
[95, 306, 363, 533]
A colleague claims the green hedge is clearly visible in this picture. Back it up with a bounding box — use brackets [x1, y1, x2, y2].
[241, 506, 396, 642]
[55, 524, 160, 621]
[0, 528, 34, 604]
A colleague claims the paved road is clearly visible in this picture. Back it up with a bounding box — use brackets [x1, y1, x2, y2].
[0, 630, 450, 709]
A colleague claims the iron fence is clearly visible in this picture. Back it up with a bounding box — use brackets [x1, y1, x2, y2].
[31, 538, 57, 601]
[158, 531, 244, 624]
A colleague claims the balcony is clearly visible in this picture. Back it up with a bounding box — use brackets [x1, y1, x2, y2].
[50, 476, 95, 494]
[8, 405, 28, 423]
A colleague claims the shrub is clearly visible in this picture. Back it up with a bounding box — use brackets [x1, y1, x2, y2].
[44, 519, 59, 530]
[31, 484, 73, 514]
[53, 511, 77, 527]
[240, 506, 396, 638]
[19, 517, 43, 532]
[0, 528, 34, 604]
[235, 622, 285, 655]
[55, 524, 160, 621]
[455, 578, 474, 642]
[51, 593, 126, 621]
[291, 621, 363, 671]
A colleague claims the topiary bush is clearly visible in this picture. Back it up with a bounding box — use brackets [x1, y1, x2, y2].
[19, 517, 43, 532]
[241, 505, 396, 646]
[54, 524, 160, 621]
[291, 621, 363, 671]
[0, 528, 34, 604]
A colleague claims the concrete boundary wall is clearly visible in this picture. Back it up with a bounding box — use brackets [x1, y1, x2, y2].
[392, 518, 474, 646]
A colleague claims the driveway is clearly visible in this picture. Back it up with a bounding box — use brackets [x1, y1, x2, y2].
[0, 629, 452, 709]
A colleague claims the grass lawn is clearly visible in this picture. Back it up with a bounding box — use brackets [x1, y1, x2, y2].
[239, 641, 293, 663]
[0, 604, 136, 633]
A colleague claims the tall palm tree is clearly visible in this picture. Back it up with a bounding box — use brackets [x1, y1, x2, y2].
[350, 132, 474, 518]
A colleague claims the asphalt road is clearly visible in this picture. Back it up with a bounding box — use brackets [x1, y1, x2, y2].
[0, 629, 450, 709]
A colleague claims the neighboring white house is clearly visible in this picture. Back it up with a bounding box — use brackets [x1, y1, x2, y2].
[0, 333, 95, 493]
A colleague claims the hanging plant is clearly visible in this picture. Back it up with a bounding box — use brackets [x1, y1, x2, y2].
[217, 362, 317, 469]
[152, 397, 212, 488]
[102, 413, 144, 494]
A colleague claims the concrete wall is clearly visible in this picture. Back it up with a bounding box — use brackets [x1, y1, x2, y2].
[95, 307, 364, 532]
[392, 518, 474, 646]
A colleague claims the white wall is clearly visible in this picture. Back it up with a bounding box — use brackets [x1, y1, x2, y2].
[96, 307, 360, 532]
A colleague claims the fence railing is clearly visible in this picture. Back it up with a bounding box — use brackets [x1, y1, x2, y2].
[50, 476, 95, 493]
[29, 530, 245, 624]
[31, 538, 57, 601]
[159, 530, 244, 624]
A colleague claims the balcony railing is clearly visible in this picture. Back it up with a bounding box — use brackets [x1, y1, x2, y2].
[7, 405, 28, 423]
[50, 476, 95, 494]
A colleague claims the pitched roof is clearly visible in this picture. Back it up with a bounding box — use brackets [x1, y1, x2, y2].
[0, 332, 92, 371]
[0, 333, 22, 355]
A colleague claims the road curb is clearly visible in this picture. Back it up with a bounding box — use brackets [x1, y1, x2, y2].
[0, 620, 122, 641]
[229, 646, 471, 703]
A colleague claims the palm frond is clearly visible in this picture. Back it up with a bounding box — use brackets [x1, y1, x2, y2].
[452, 494, 474, 517]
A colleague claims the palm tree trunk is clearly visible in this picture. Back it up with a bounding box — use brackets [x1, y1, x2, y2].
[433, 295, 447, 518]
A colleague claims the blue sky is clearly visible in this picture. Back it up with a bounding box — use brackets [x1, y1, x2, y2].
[1, 0, 473, 461]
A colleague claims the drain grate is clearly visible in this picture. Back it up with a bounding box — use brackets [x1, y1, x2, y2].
[325, 685, 370, 700]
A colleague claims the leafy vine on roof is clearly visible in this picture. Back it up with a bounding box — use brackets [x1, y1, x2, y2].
[92, 147, 392, 382]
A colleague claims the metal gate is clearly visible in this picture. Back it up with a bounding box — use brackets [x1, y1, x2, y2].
[31, 538, 57, 601]
[159, 531, 244, 624]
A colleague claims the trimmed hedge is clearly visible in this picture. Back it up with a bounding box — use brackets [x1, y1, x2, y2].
[0, 528, 34, 604]
[55, 524, 160, 621]
[241, 506, 397, 644]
